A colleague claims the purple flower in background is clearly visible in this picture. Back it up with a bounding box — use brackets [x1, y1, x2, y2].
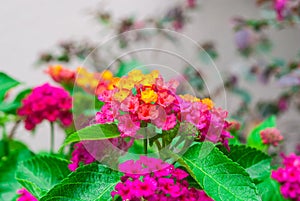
[234, 28, 253, 50]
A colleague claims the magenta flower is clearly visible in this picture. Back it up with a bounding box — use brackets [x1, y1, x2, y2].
[158, 177, 181, 197]
[171, 168, 189, 180]
[16, 188, 38, 201]
[133, 177, 157, 197]
[68, 142, 95, 171]
[95, 104, 115, 124]
[274, 0, 288, 21]
[272, 153, 300, 200]
[17, 83, 72, 130]
[111, 156, 213, 201]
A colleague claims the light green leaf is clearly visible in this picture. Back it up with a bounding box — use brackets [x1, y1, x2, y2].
[247, 115, 276, 150]
[0, 72, 20, 101]
[16, 155, 70, 199]
[116, 59, 147, 77]
[61, 124, 120, 150]
[40, 163, 121, 201]
[257, 177, 287, 201]
[181, 142, 260, 201]
[218, 145, 271, 181]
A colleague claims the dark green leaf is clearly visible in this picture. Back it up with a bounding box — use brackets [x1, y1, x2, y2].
[247, 115, 276, 150]
[61, 124, 120, 150]
[257, 177, 286, 201]
[0, 72, 20, 101]
[0, 139, 28, 159]
[218, 145, 271, 181]
[16, 155, 70, 199]
[0, 88, 31, 114]
[40, 163, 121, 201]
[181, 142, 260, 201]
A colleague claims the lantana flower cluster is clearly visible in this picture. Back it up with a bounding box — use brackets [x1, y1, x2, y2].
[45, 65, 76, 86]
[260, 127, 283, 147]
[17, 83, 72, 130]
[76, 67, 119, 95]
[16, 188, 37, 201]
[96, 70, 232, 148]
[45, 65, 118, 95]
[272, 153, 300, 200]
[111, 156, 213, 201]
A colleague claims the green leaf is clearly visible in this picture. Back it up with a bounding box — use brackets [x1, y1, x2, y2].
[0, 72, 20, 101]
[0, 139, 28, 159]
[0, 149, 33, 201]
[61, 124, 120, 149]
[0, 88, 31, 114]
[40, 163, 121, 201]
[256, 177, 286, 201]
[218, 145, 271, 181]
[247, 115, 276, 150]
[181, 142, 260, 201]
[16, 155, 70, 199]
[116, 59, 147, 77]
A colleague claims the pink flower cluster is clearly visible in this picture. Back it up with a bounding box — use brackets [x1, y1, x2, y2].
[178, 96, 232, 149]
[16, 188, 37, 201]
[17, 83, 73, 130]
[96, 70, 232, 148]
[68, 138, 134, 171]
[260, 127, 283, 147]
[274, 0, 288, 21]
[111, 156, 213, 201]
[272, 153, 300, 200]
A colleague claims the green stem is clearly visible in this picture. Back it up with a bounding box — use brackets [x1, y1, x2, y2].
[1, 125, 9, 156]
[2, 125, 7, 140]
[144, 138, 148, 155]
[162, 135, 166, 148]
[8, 120, 21, 139]
[154, 139, 162, 150]
[50, 122, 55, 154]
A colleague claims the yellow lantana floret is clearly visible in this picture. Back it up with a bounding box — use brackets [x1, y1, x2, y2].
[141, 88, 158, 103]
[179, 94, 201, 102]
[201, 98, 214, 110]
[113, 89, 130, 102]
[101, 70, 113, 80]
[128, 70, 143, 82]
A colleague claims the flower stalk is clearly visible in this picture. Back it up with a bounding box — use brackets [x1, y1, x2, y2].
[50, 122, 55, 154]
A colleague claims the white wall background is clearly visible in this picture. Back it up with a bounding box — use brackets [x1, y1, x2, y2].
[0, 0, 299, 152]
